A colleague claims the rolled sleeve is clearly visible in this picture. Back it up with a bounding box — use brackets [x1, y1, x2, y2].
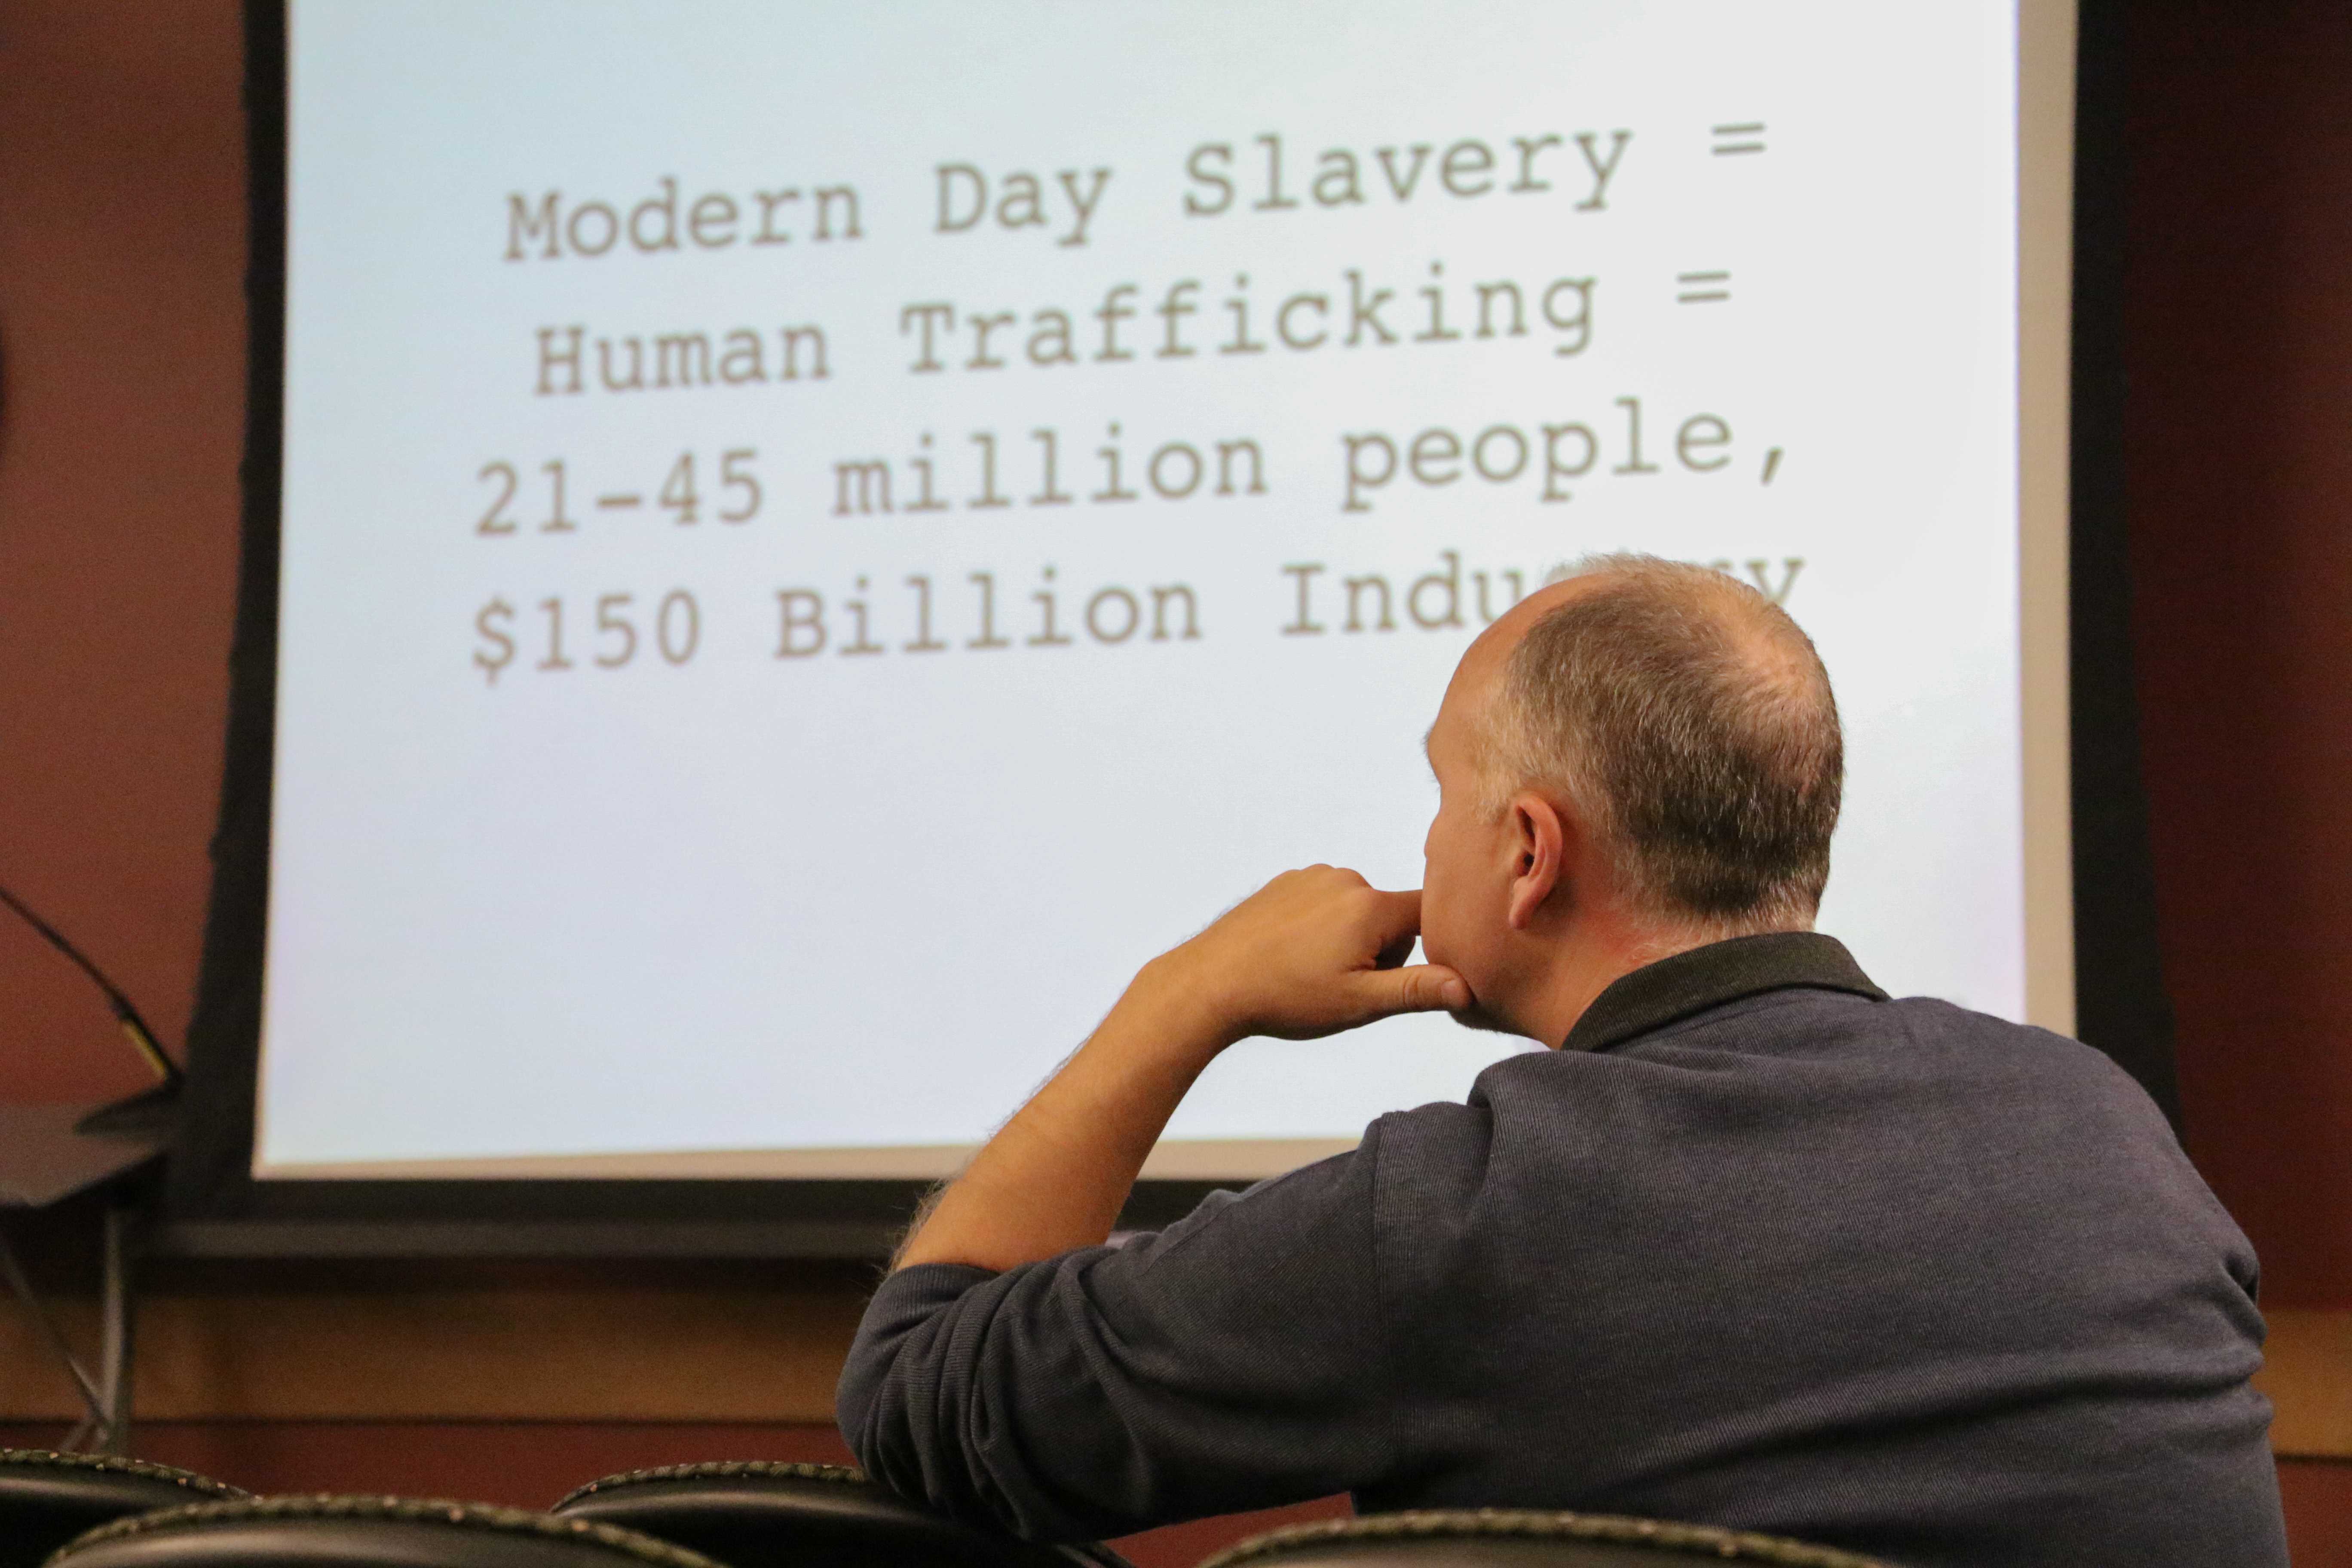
[835, 1141, 1392, 1540]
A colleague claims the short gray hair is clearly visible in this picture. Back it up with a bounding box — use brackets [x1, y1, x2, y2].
[1479, 554, 1842, 930]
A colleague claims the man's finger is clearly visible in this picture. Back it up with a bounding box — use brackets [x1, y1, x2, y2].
[1357, 963, 1470, 1017]
[1364, 887, 1424, 944]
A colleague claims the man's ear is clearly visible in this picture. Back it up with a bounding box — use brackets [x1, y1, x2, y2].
[1506, 793, 1567, 931]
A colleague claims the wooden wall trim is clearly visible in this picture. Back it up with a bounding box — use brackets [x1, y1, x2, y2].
[2260, 1308, 2352, 1458]
[0, 1284, 863, 1422]
[5, 1288, 2343, 1455]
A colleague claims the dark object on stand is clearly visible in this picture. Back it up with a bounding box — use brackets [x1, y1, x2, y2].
[1195, 1512, 1889, 1568]
[0, 881, 181, 1455]
[552, 1461, 1133, 1568]
[0, 879, 183, 1136]
[47, 1494, 729, 1568]
[0, 1449, 247, 1568]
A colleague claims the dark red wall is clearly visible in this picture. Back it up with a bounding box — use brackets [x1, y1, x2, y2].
[0, 0, 243, 1107]
[0, 0, 2346, 1560]
[2127, 1, 2352, 1315]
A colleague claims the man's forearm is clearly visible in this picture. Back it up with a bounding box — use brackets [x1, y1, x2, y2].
[886, 867, 1464, 1274]
[893, 957, 1228, 1273]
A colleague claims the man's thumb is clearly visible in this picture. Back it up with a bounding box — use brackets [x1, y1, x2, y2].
[1371, 964, 1471, 1015]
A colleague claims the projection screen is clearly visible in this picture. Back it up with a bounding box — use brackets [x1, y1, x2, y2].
[228, 0, 2076, 1188]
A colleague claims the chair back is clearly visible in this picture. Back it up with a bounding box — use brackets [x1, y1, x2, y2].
[1194, 1511, 1891, 1568]
[551, 1461, 1131, 1568]
[46, 1494, 729, 1568]
[0, 1448, 248, 1568]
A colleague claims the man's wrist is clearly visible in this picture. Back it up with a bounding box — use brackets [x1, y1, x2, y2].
[1118, 950, 1245, 1066]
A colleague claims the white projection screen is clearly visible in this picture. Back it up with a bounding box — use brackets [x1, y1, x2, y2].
[243, 0, 2078, 1187]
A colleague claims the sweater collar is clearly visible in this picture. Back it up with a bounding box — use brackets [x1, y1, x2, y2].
[1561, 931, 1888, 1053]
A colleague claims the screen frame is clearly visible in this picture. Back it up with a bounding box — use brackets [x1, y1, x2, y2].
[165, 0, 2161, 1257]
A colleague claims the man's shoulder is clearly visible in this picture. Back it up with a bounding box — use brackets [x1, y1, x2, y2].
[1363, 989, 2204, 1240]
[1621, 985, 2164, 1108]
[1788, 989, 2178, 1133]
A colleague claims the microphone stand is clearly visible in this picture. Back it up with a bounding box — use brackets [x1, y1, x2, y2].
[0, 880, 184, 1135]
[0, 877, 178, 1454]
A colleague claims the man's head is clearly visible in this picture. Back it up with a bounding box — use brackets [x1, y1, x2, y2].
[1420, 554, 1842, 1041]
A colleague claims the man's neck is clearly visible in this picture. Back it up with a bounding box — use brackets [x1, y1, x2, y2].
[1523, 921, 1752, 1049]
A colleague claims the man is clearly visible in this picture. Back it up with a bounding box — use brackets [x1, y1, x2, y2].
[836, 556, 2286, 1566]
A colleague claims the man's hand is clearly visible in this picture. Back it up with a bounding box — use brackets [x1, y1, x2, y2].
[891, 866, 1467, 1274]
[1155, 866, 1470, 1046]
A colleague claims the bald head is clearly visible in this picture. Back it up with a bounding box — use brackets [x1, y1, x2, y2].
[1468, 554, 1843, 931]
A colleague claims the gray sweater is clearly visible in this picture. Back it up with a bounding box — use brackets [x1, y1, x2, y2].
[837, 934, 2287, 1566]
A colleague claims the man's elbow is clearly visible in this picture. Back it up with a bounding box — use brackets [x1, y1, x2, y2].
[835, 1326, 975, 1521]
[836, 1349, 1087, 1542]
[832, 1335, 903, 1488]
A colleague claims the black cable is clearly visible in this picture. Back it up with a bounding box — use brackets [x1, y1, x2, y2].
[0, 879, 181, 1086]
